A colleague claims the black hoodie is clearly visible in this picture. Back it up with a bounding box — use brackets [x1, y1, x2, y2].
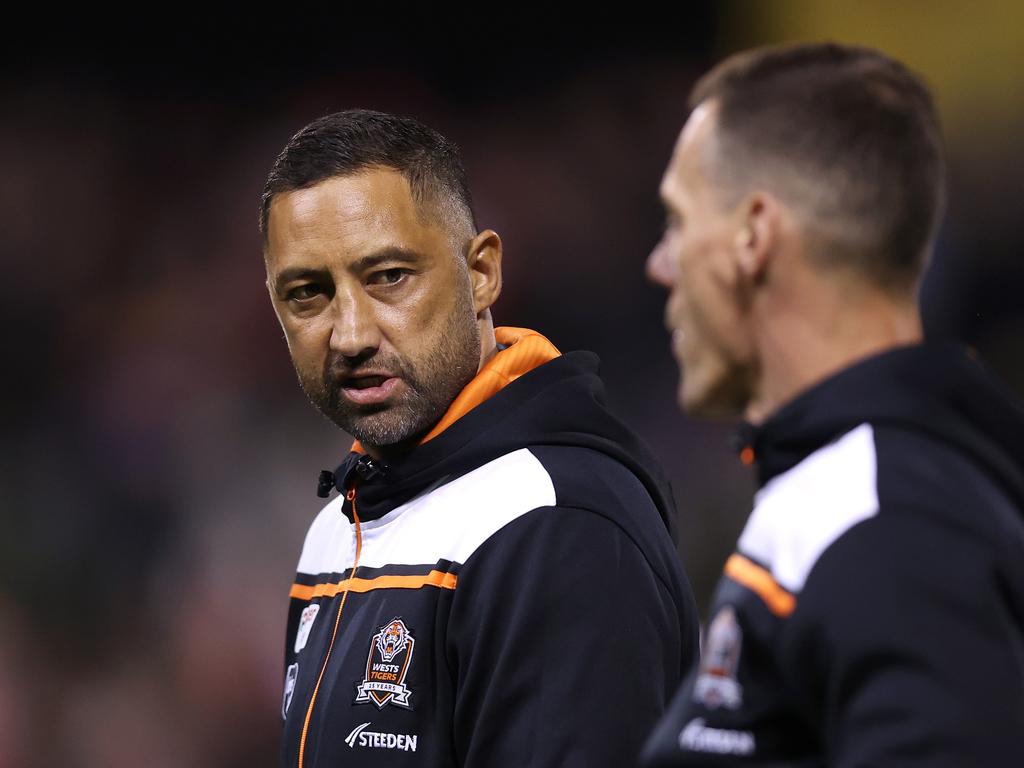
[280, 336, 699, 768]
[642, 343, 1024, 767]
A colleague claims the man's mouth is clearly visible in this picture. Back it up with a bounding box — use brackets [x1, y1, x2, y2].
[339, 374, 402, 406]
[346, 375, 389, 389]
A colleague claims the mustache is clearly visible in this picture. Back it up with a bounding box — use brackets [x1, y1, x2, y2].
[322, 351, 411, 386]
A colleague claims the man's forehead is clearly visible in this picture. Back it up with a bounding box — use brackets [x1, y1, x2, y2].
[661, 101, 720, 200]
[673, 102, 718, 172]
[272, 170, 411, 227]
[266, 170, 440, 254]
[681, 101, 717, 149]
[264, 174, 463, 282]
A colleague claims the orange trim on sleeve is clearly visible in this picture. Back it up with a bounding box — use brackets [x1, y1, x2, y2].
[351, 326, 560, 454]
[724, 554, 796, 617]
[290, 569, 459, 601]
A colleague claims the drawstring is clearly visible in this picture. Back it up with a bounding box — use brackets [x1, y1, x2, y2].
[298, 487, 362, 768]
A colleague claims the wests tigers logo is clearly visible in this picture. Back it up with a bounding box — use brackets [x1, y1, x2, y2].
[354, 618, 415, 709]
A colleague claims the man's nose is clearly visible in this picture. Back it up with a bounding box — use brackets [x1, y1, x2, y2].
[646, 238, 677, 288]
[328, 287, 382, 361]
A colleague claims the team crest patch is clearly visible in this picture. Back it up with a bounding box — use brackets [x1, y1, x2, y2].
[294, 603, 320, 653]
[354, 618, 415, 709]
[693, 605, 744, 709]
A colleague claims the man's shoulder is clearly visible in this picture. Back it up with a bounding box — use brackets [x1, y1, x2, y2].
[740, 419, 1024, 602]
[740, 423, 880, 596]
[871, 422, 1023, 534]
[526, 442, 653, 496]
[527, 444, 670, 526]
[427, 445, 670, 560]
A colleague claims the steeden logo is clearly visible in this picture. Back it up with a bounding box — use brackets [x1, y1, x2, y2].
[344, 722, 418, 752]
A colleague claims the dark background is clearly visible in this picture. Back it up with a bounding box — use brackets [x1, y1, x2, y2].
[2, 4, 1021, 765]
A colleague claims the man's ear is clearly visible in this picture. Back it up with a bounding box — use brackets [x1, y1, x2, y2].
[733, 193, 779, 283]
[466, 229, 503, 314]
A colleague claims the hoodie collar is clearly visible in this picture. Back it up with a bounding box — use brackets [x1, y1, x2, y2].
[327, 342, 676, 531]
[736, 343, 1024, 497]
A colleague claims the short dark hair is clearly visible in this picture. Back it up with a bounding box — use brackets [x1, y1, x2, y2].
[690, 42, 945, 291]
[259, 109, 477, 247]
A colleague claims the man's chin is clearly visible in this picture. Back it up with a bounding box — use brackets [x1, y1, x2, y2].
[678, 380, 746, 420]
[333, 407, 436, 452]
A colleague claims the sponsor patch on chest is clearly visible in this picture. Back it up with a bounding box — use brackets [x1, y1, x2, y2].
[345, 722, 419, 752]
[679, 718, 755, 756]
[354, 618, 416, 709]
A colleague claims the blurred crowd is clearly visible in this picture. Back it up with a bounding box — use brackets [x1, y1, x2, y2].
[2, 5, 1020, 766]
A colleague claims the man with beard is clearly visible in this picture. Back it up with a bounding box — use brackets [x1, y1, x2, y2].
[261, 109, 698, 768]
[642, 43, 1024, 766]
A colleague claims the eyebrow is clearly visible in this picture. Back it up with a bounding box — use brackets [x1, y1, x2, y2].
[349, 246, 426, 273]
[271, 246, 428, 292]
[272, 266, 329, 293]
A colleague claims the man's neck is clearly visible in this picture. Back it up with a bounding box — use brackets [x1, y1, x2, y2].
[745, 281, 922, 424]
[477, 312, 498, 369]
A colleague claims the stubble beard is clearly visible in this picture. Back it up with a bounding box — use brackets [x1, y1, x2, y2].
[297, 292, 482, 452]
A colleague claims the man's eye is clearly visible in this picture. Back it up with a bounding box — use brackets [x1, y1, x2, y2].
[287, 284, 322, 302]
[369, 269, 406, 286]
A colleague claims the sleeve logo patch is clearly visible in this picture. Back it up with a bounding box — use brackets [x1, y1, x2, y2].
[693, 605, 744, 709]
[282, 662, 299, 720]
[354, 618, 415, 709]
[294, 603, 321, 654]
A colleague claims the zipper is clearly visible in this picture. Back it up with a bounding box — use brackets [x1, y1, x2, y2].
[298, 487, 362, 768]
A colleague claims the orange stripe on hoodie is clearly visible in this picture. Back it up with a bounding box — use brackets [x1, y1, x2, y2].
[724, 554, 797, 618]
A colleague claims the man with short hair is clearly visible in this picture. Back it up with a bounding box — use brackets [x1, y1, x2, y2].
[261, 109, 698, 768]
[642, 43, 1024, 766]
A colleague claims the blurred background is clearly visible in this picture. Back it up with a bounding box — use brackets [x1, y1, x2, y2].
[2, 2, 1021, 765]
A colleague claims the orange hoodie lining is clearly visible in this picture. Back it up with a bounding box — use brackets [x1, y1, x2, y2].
[351, 326, 561, 454]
